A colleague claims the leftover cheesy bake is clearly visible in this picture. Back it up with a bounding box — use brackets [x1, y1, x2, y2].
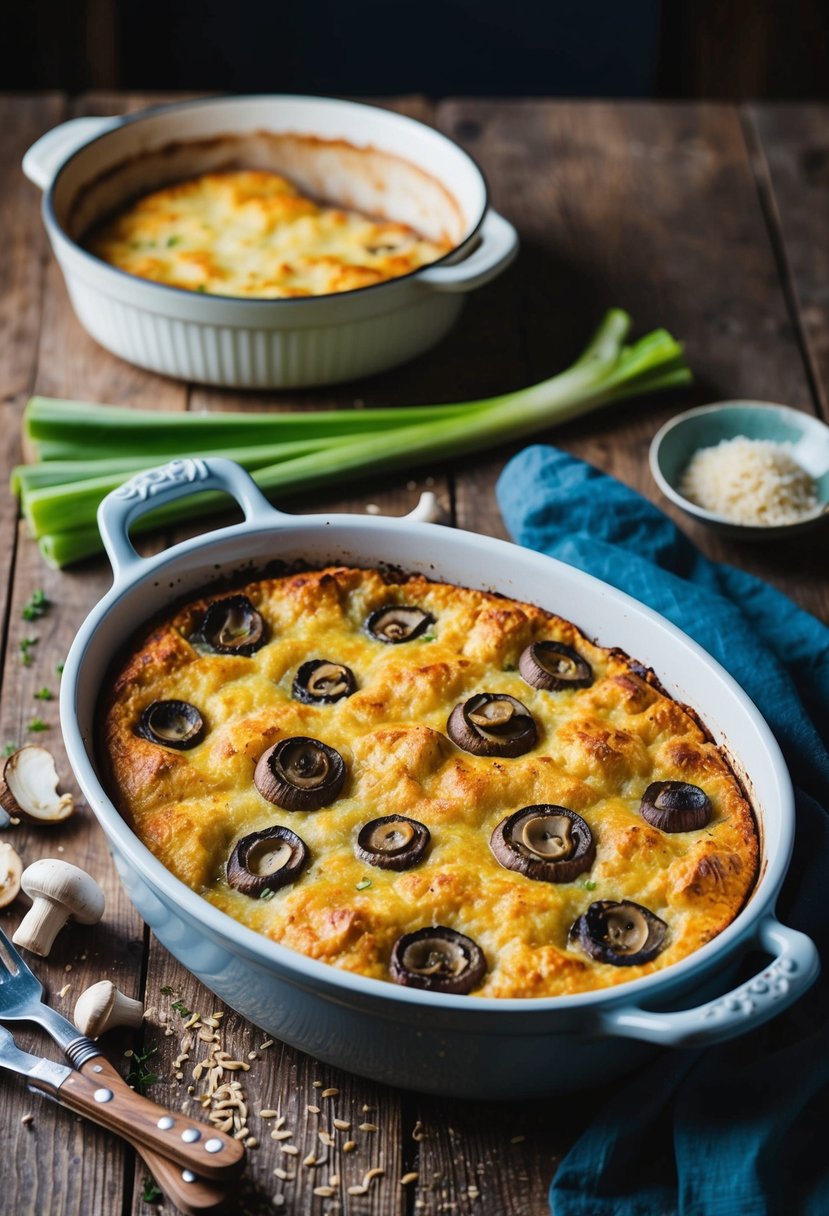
[85, 170, 452, 298]
[99, 567, 759, 999]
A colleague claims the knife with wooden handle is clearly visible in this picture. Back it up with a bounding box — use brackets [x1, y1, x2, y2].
[80, 1053, 233, 1214]
[0, 1024, 244, 1185]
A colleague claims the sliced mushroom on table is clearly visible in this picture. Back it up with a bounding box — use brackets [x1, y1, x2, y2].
[639, 781, 713, 832]
[390, 926, 486, 994]
[254, 737, 346, 811]
[447, 693, 537, 757]
[137, 700, 204, 750]
[0, 745, 75, 824]
[518, 641, 593, 691]
[292, 659, 357, 704]
[0, 842, 22, 907]
[569, 899, 668, 966]
[197, 595, 267, 655]
[365, 605, 433, 643]
[227, 825, 309, 896]
[355, 815, 431, 870]
[490, 804, 596, 882]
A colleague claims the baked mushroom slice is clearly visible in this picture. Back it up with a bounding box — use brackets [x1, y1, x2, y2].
[518, 641, 593, 691]
[569, 900, 668, 967]
[366, 605, 433, 644]
[227, 825, 309, 897]
[0, 746, 75, 825]
[254, 737, 346, 811]
[137, 700, 204, 750]
[447, 694, 537, 758]
[198, 595, 267, 656]
[490, 805, 595, 883]
[639, 781, 712, 833]
[390, 926, 486, 994]
[355, 815, 431, 871]
[292, 659, 357, 705]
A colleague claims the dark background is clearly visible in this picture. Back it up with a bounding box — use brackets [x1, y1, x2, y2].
[6, 0, 829, 99]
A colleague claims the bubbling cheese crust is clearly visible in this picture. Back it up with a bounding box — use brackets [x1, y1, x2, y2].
[86, 171, 452, 298]
[100, 567, 759, 998]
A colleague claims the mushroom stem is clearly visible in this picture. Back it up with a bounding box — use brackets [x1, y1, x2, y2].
[13, 897, 71, 957]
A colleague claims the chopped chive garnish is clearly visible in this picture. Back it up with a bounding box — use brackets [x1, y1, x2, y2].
[259, 887, 276, 900]
[34, 687, 54, 701]
[171, 999, 191, 1018]
[22, 589, 49, 621]
[355, 878, 372, 891]
[20, 637, 38, 666]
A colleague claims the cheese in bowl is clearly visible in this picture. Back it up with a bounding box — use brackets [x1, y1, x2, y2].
[85, 170, 453, 298]
[99, 567, 759, 999]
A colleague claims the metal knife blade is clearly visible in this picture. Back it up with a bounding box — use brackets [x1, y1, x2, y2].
[0, 1023, 71, 1091]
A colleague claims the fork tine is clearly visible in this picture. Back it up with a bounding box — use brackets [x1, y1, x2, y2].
[0, 923, 24, 976]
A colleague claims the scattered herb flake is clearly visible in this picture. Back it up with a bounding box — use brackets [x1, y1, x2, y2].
[166, 234, 182, 247]
[582, 880, 597, 891]
[34, 687, 54, 701]
[142, 1177, 162, 1204]
[2, 741, 18, 757]
[159, 985, 174, 996]
[195, 284, 207, 292]
[27, 718, 49, 733]
[355, 878, 372, 891]
[22, 590, 49, 621]
[420, 634, 436, 643]
[56, 661, 65, 675]
[126, 1046, 159, 1095]
[19, 637, 38, 666]
[171, 999, 192, 1018]
[259, 887, 276, 901]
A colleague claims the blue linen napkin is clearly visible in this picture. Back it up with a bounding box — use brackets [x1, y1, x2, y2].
[496, 445, 829, 1216]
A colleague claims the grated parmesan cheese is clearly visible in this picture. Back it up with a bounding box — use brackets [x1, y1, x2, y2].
[679, 436, 819, 526]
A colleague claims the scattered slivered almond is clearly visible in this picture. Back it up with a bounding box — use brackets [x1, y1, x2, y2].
[259, 1108, 278, 1119]
[359, 1122, 378, 1132]
[333, 1117, 351, 1130]
[412, 1121, 427, 1141]
[313, 1186, 335, 1198]
[307, 1104, 321, 1114]
[401, 1172, 419, 1186]
[321, 1087, 339, 1098]
[347, 1185, 368, 1196]
[281, 1144, 299, 1156]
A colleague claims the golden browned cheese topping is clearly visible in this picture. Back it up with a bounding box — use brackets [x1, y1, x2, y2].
[85, 171, 452, 298]
[100, 568, 759, 998]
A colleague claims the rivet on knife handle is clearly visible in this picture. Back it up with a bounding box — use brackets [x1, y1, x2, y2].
[49, 1066, 245, 1181]
[80, 1054, 232, 1214]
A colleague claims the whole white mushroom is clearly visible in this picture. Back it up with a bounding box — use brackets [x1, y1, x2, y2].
[12, 859, 105, 956]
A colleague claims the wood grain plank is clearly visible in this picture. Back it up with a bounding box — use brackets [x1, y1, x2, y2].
[0, 91, 194, 1216]
[440, 100, 828, 622]
[744, 104, 829, 420]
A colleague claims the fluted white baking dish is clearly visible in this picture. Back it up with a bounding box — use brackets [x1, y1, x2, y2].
[60, 459, 818, 1099]
[23, 95, 518, 388]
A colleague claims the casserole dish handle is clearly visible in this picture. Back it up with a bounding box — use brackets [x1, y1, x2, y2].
[98, 456, 278, 584]
[23, 116, 123, 192]
[418, 210, 518, 292]
[598, 915, 818, 1047]
[98, 457, 441, 584]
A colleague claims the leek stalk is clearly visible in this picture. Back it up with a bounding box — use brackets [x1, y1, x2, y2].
[15, 310, 691, 567]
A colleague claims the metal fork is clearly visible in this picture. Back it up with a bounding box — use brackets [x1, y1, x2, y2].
[0, 924, 231, 1214]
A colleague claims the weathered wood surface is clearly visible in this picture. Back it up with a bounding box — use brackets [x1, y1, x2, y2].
[0, 94, 826, 1216]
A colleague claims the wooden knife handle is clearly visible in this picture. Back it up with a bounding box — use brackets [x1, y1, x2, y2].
[80, 1056, 232, 1214]
[53, 1059, 245, 1182]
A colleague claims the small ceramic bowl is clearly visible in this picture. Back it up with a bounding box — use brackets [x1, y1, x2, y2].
[649, 401, 829, 540]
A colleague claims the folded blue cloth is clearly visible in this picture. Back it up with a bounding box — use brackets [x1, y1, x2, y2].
[496, 445, 829, 1216]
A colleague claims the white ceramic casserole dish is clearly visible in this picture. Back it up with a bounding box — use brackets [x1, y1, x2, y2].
[60, 459, 818, 1099]
[23, 95, 518, 388]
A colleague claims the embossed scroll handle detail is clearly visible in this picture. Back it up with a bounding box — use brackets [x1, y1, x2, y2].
[598, 915, 819, 1048]
[98, 457, 278, 582]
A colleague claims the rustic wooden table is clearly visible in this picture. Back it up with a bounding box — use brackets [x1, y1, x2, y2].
[0, 93, 827, 1216]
